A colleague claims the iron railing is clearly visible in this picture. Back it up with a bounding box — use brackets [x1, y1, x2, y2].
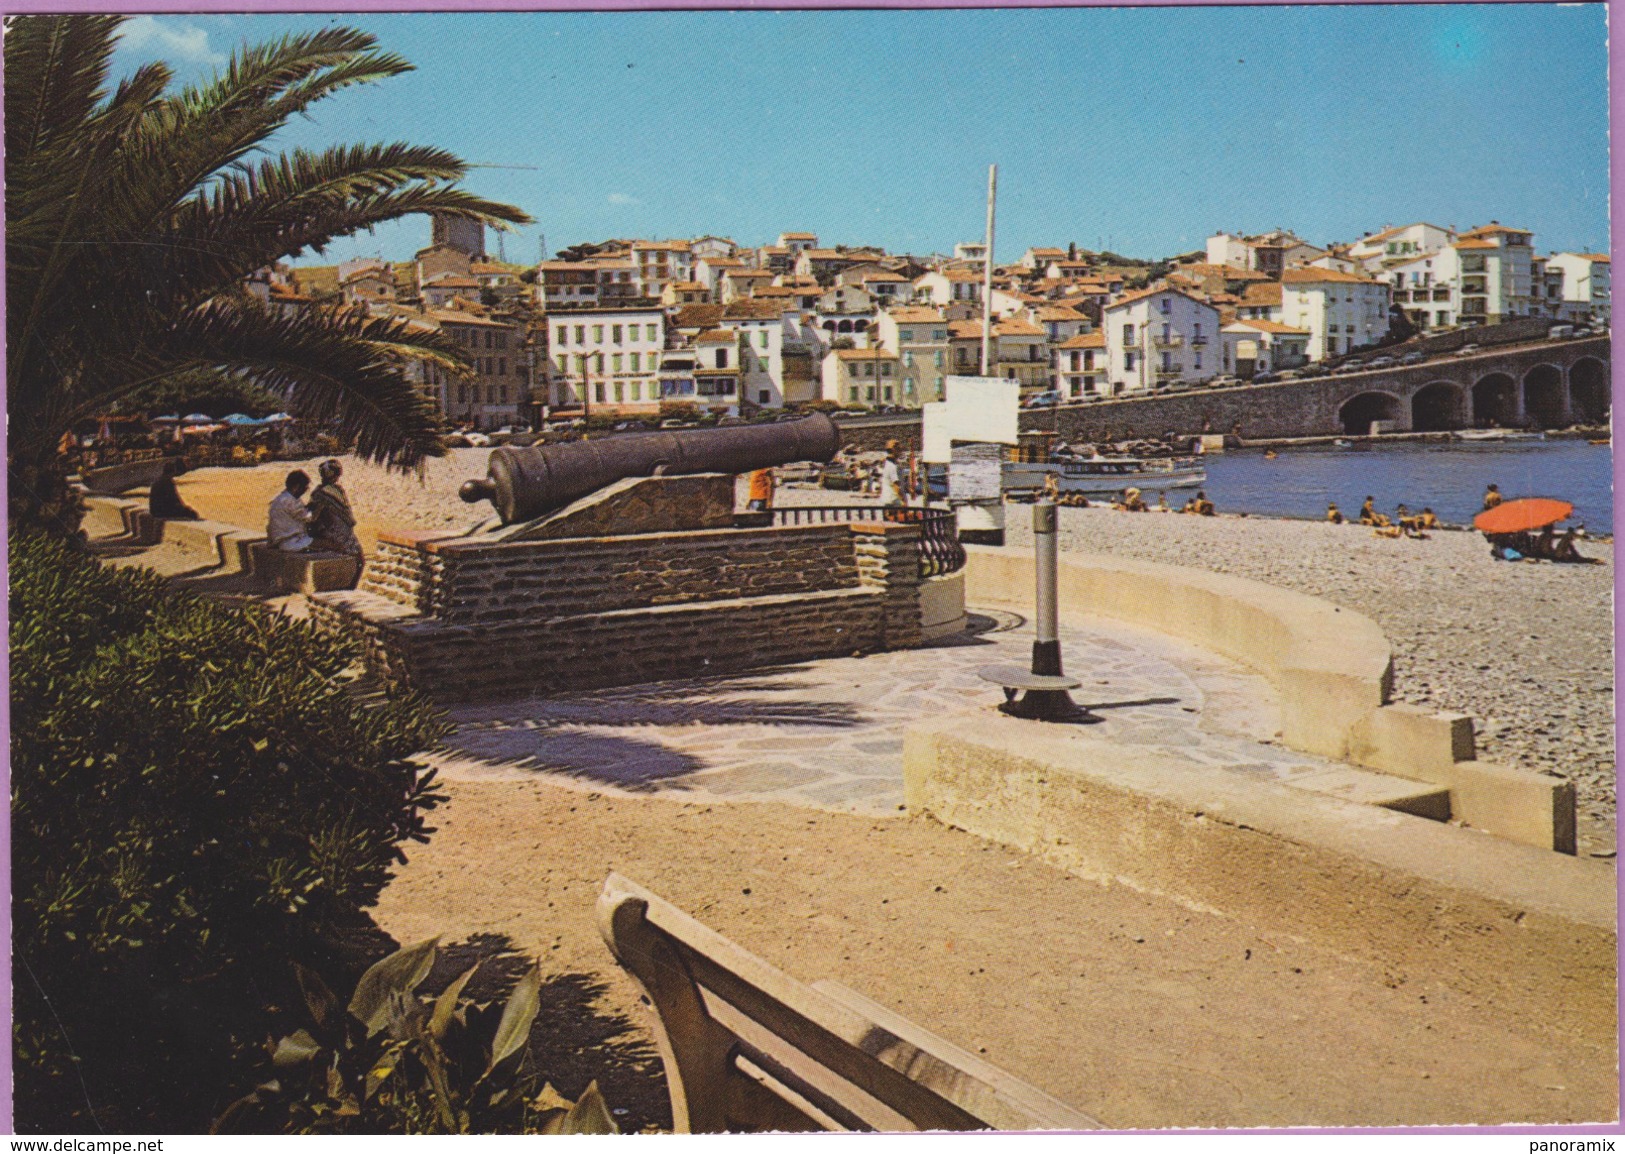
[773, 504, 966, 577]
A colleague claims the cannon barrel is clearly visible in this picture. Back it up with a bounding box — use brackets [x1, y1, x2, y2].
[460, 412, 841, 524]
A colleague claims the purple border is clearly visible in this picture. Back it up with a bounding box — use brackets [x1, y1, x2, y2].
[0, 0, 1619, 1139]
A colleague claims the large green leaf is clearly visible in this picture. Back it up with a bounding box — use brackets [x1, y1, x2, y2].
[348, 936, 438, 1037]
[559, 1081, 619, 1135]
[485, 964, 540, 1073]
[428, 963, 478, 1042]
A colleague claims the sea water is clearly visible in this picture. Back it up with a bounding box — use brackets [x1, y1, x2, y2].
[1200, 439, 1614, 530]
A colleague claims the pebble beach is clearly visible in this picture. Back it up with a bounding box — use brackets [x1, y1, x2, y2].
[171, 449, 1617, 852]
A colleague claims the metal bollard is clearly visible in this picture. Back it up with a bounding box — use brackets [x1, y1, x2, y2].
[977, 499, 1094, 722]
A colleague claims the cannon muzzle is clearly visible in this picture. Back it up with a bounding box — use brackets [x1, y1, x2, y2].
[461, 412, 841, 524]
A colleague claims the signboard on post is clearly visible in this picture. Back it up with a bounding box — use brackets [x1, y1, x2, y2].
[920, 375, 1020, 462]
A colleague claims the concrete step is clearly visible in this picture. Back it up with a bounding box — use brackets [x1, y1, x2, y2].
[1283, 765, 1452, 821]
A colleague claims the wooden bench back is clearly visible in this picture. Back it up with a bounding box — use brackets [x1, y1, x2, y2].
[596, 873, 1102, 1133]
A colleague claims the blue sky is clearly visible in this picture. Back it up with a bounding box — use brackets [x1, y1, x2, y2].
[112, 6, 1610, 267]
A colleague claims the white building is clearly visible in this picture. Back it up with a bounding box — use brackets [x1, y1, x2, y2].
[1053, 331, 1107, 398]
[723, 300, 794, 410]
[1544, 253, 1611, 327]
[546, 305, 666, 414]
[1103, 287, 1221, 392]
[915, 268, 983, 306]
[631, 240, 693, 297]
[1278, 268, 1390, 359]
[1219, 320, 1310, 378]
[1346, 222, 1456, 273]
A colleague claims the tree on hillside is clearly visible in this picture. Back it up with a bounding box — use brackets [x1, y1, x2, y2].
[5, 15, 532, 533]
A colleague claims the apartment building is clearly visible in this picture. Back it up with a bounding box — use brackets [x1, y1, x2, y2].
[1053, 331, 1107, 398]
[402, 305, 528, 430]
[724, 299, 793, 409]
[545, 304, 666, 414]
[653, 330, 745, 416]
[1103, 287, 1221, 392]
[1438, 224, 1535, 325]
[873, 306, 949, 407]
[1346, 222, 1456, 273]
[631, 240, 693, 297]
[1278, 268, 1389, 359]
[946, 318, 1049, 393]
[915, 268, 984, 306]
[821, 347, 901, 407]
[1545, 253, 1611, 327]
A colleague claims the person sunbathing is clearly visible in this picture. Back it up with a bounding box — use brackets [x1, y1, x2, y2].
[1326, 503, 1345, 524]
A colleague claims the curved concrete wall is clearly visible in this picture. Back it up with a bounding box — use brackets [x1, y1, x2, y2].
[962, 545, 1574, 852]
[963, 545, 1392, 760]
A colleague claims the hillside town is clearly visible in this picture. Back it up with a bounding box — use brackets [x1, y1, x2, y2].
[261, 217, 1612, 430]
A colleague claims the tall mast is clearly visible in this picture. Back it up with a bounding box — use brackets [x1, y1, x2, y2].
[981, 164, 997, 377]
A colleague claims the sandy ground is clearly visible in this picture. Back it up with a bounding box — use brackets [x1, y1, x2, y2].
[157, 453, 1619, 1130]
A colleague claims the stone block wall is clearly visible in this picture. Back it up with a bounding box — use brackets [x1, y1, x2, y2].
[310, 587, 888, 702]
[314, 521, 931, 702]
[362, 523, 860, 624]
[852, 522, 923, 650]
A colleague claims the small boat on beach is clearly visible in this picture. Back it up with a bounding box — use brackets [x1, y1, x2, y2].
[1003, 455, 1207, 496]
[1454, 429, 1546, 443]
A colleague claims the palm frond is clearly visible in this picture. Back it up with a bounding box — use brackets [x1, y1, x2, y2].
[3, 14, 121, 166]
[165, 302, 452, 469]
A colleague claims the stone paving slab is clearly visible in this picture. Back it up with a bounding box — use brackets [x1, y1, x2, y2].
[427, 608, 1385, 815]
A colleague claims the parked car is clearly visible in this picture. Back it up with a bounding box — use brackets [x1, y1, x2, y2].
[1454, 343, 1481, 356]
[1333, 361, 1364, 375]
[1022, 390, 1063, 408]
[1251, 371, 1280, 384]
[1571, 327, 1594, 338]
[659, 418, 691, 428]
[1207, 374, 1240, 388]
[1276, 369, 1302, 381]
[1400, 351, 1426, 365]
[1547, 325, 1575, 340]
[1366, 355, 1396, 368]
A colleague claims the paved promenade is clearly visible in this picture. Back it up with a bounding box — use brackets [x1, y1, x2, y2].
[432, 608, 1374, 814]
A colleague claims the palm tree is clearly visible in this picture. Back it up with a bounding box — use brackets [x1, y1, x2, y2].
[6, 15, 532, 533]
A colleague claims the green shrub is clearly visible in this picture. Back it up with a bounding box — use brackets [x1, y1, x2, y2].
[217, 940, 617, 1134]
[11, 532, 451, 1132]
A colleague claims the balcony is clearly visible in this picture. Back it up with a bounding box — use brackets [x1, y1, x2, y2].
[1433, 289, 1451, 301]
[1155, 366, 1184, 380]
[1190, 335, 1208, 346]
[1150, 334, 1184, 348]
[1461, 279, 1488, 295]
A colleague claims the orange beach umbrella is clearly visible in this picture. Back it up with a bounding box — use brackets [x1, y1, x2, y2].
[1473, 498, 1574, 535]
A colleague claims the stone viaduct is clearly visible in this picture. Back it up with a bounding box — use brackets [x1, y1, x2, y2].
[830, 336, 1609, 449]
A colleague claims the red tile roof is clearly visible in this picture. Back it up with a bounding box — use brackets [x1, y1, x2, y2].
[1279, 268, 1381, 285]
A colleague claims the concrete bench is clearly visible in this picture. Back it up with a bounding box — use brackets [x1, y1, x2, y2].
[247, 543, 361, 594]
[596, 873, 1101, 1133]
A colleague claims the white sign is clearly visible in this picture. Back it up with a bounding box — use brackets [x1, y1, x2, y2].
[920, 375, 1020, 462]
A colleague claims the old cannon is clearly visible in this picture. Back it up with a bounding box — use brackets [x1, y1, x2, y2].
[459, 412, 841, 524]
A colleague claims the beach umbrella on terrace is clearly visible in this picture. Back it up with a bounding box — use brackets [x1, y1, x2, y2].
[263, 412, 294, 423]
[221, 413, 259, 425]
[1473, 498, 1574, 535]
[183, 413, 213, 423]
[150, 414, 180, 423]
